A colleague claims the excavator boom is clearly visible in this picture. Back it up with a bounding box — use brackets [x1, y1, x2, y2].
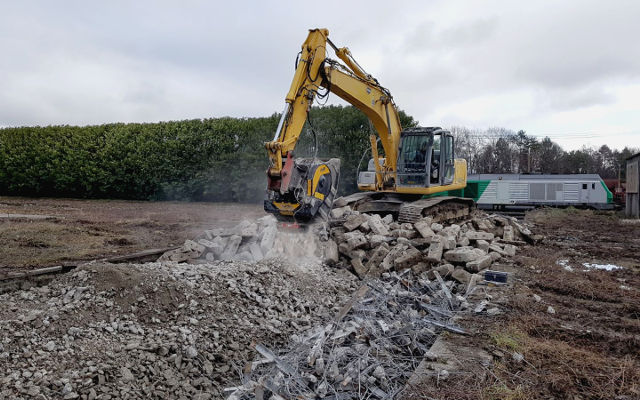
[264, 28, 469, 223]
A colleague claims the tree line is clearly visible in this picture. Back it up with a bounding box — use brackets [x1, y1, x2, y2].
[0, 105, 634, 203]
[451, 127, 637, 179]
[0, 105, 415, 202]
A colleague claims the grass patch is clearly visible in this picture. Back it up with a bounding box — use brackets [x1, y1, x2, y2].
[490, 327, 527, 353]
[482, 384, 529, 400]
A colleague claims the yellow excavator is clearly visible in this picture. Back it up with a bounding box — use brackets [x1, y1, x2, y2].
[264, 28, 473, 223]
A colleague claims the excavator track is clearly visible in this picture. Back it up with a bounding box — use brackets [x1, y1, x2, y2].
[338, 193, 475, 225]
[398, 197, 475, 224]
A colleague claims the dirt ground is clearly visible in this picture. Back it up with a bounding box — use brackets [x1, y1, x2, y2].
[0, 196, 263, 272]
[2, 197, 639, 399]
[413, 208, 640, 400]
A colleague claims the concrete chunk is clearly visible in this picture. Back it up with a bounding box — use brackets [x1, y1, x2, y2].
[476, 239, 490, 252]
[382, 214, 394, 224]
[184, 239, 205, 253]
[394, 247, 422, 270]
[221, 235, 242, 260]
[431, 223, 444, 232]
[427, 263, 454, 279]
[466, 231, 495, 241]
[323, 240, 339, 265]
[368, 214, 390, 236]
[260, 225, 277, 254]
[411, 262, 429, 274]
[414, 219, 435, 239]
[451, 267, 472, 285]
[442, 236, 457, 250]
[394, 229, 417, 239]
[233, 220, 258, 237]
[444, 247, 485, 263]
[425, 240, 444, 263]
[344, 230, 367, 250]
[466, 254, 492, 272]
[457, 235, 470, 247]
[368, 234, 391, 248]
[351, 257, 368, 278]
[198, 237, 225, 257]
[503, 244, 517, 257]
[366, 244, 390, 275]
[249, 242, 263, 261]
[330, 206, 350, 219]
[381, 244, 407, 271]
[344, 214, 367, 231]
[332, 196, 348, 208]
[502, 225, 515, 241]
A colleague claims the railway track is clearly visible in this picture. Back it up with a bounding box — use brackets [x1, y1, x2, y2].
[0, 247, 175, 294]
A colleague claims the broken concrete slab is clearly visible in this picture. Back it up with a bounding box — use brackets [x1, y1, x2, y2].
[344, 231, 367, 251]
[427, 263, 454, 279]
[502, 225, 515, 241]
[367, 234, 391, 248]
[351, 258, 368, 278]
[451, 267, 472, 285]
[466, 254, 492, 272]
[394, 247, 422, 270]
[323, 240, 339, 265]
[367, 214, 390, 236]
[465, 231, 495, 241]
[365, 244, 390, 276]
[381, 244, 408, 271]
[431, 223, 443, 232]
[425, 240, 444, 263]
[476, 239, 490, 252]
[414, 219, 435, 239]
[260, 225, 277, 255]
[233, 220, 258, 238]
[330, 206, 350, 219]
[221, 235, 242, 260]
[344, 214, 367, 231]
[443, 247, 485, 264]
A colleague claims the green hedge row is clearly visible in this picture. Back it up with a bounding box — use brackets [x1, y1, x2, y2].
[0, 105, 416, 202]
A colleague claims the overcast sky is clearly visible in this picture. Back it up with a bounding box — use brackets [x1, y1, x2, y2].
[1, 0, 639, 151]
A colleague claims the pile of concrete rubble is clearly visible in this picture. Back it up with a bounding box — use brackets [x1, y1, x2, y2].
[0, 260, 357, 399]
[326, 201, 535, 282]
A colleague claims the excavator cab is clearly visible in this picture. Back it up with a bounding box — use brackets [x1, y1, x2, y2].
[394, 127, 455, 188]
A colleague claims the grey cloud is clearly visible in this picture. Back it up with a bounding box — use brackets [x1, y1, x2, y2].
[0, 0, 639, 151]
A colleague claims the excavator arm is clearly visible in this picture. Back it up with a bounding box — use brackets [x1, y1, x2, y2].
[264, 29, 403, 221]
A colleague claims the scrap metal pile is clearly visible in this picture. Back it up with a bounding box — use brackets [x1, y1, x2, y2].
[227, 268, 471, 399]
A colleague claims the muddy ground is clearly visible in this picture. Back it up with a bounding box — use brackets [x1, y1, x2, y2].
[0, 197, 263, 272]
[1, 197, 639, 399]
[411, 208, 640, 400]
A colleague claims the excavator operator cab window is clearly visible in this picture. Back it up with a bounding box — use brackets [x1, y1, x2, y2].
[442, 134, 454, 184]
[430, 134, 441, 184]
[398, 134, 430, 186]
